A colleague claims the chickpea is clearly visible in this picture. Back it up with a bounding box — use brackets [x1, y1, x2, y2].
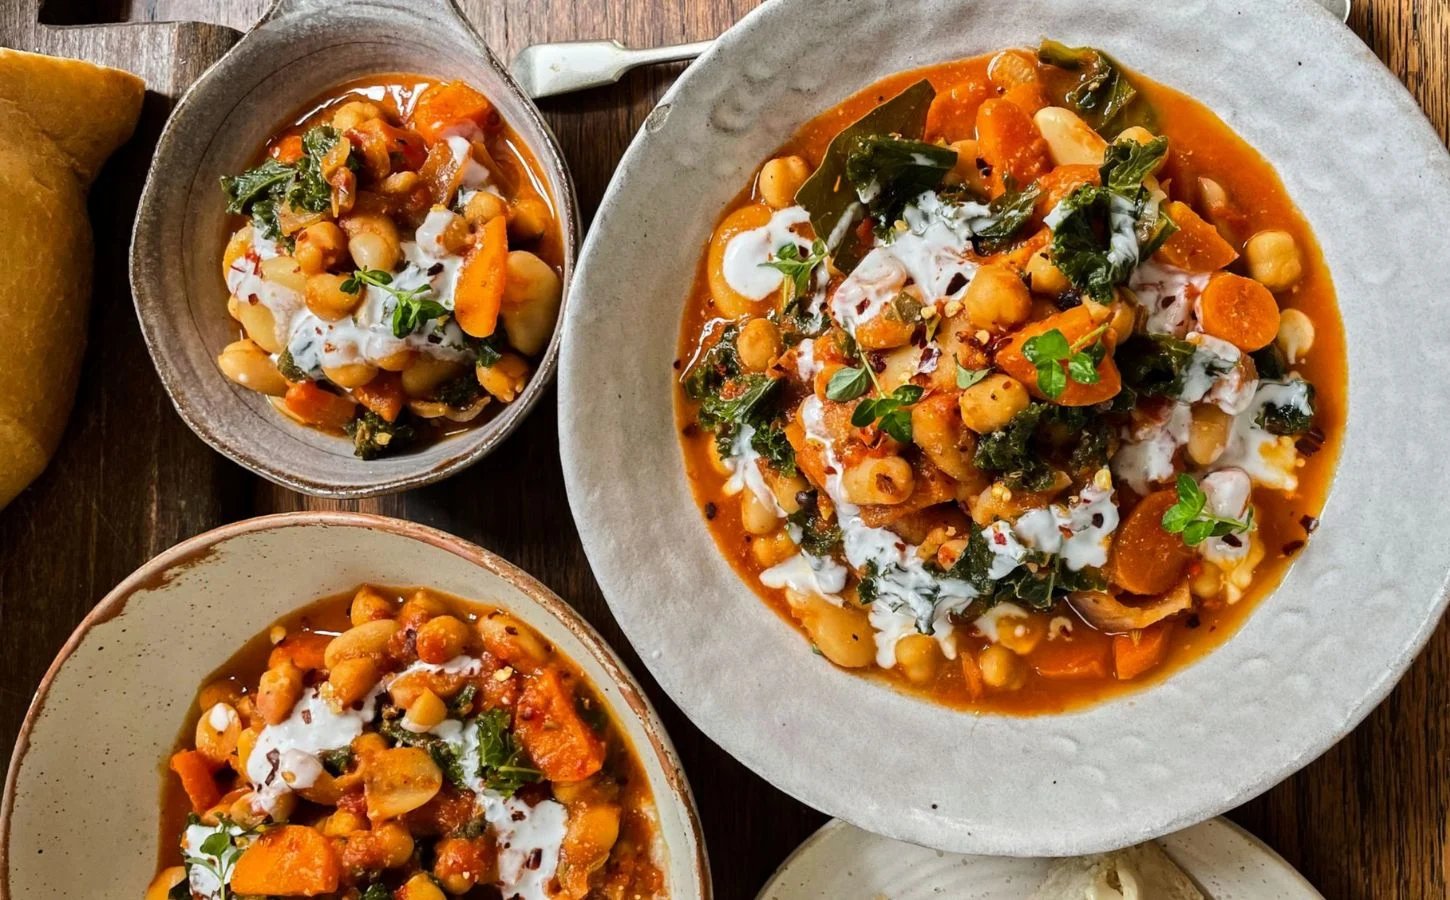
[477, 353, 530, 403]
[416, 615, 471, 664]
[767, 471, 809, 514]
[994, 613, 1047, 656]
[750, 530, 796, 568]
[959, 374, 1030, 434]
[964, 265, 1032, 331]
[508, 193, 552, 241]
[379, 171, 421, 196]
[322, 809, 369, 838]
[1115, 125, 1158, 148]
[434, 837, 497, 895]
[217, 340, 288, 396]
[401, 355, 468, 399]
[231, 298, 283, 354]
[1244, 229, 1303, 292]
[1275, 308, 1315, 363]
[499, 251, 562, 355]
[399, 589, 450, 629]
[895, 633, 942, 684]
[375, 348, 416, 372]
[344, 822, 415, 871]
[1187, 404, 1232, 467]
[841, 456, 915, 505]
[305, 272, 362, 321]
[978, 644, 1026, 690]
[331, 99, 383, 132]
[195, 702, 241, 766]
[328, 657, 381, 707]
[293, 222, 347, 275]
[464, 190, 509, 227]
[397, 873, 447, 900]
[758, 155, 810, 209]
[476, 611, 549, 670]
[740, 491, 780, 535]
[256, 661, 303, 725]
[1025, 249, 1070, 296]
[736, 318, 783, 372]
[340, 213, 402, 271]
[404, 689, 448, 731]
[350, 585, 395, 626]
[322, 362, 378, 389]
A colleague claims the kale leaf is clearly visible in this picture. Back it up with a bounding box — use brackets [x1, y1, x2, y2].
[379, 712, 470, 790]
[995, 553, 1106, 610]
[683, 325, 742, 401]
[699, 374, 783, 457]
[1116, 333, 1199, 398]
[1251, 343, 1289, 380]
[434, 373, 483, 409]
[972, 403, 1056, 491]
[1037, 40, 1141, 133]
[845, 135, 957, 231]
[787, 492, 843, 558]
[220, 158, 292, 215]
[218, 126, 352, 241]
[275, 348, 309, 382]
[971, 179, 1043, 253]
[476, 709, 542, 797]
[346, 410, 415, 460]
[750, 421, 798, 476]
[1256, 383, 1316, 436]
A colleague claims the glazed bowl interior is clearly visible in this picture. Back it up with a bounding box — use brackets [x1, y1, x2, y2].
[131, 0, 577, 497]
[0, 513, 706, 899]
[560, 0, 1450, 857]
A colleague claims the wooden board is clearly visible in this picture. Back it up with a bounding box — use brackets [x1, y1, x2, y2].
[1, 0, 1445, 896]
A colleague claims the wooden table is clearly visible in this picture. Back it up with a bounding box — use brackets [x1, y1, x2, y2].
[2, 1, 1446, 896]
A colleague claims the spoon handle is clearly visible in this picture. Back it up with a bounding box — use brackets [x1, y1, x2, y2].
[510, 39, 714, 100]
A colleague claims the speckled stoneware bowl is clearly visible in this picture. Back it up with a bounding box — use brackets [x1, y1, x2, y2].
[130, 0, 579, 497]
[0, 514, 709, 899]
[757, 817, 1323, 899]
[560, 0, 1450, 857]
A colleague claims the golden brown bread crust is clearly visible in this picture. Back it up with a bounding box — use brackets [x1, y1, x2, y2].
[0, 49, 143, 508]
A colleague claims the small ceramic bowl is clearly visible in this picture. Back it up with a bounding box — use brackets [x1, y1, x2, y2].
[560, 0, 1450, 859]
[130, 0, 579, 497]
[0, 512, 709, 899]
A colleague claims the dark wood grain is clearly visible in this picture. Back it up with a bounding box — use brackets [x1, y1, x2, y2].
[2, 1, 1447, 898]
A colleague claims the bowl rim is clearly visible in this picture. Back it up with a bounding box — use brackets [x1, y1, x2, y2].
[559, 0, 1450, 858]
[128, 0, 581, 499]
[0, 511, 712, 898]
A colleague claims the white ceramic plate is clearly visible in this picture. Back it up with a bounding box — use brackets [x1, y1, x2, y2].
[758, 818, 1323, 899]
[559, 0, 1450, 857]
[0, 513, 709, 899]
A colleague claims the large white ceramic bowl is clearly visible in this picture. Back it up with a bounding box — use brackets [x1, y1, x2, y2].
[0, 514, 709, 899]
[560, 0, 1450, 857]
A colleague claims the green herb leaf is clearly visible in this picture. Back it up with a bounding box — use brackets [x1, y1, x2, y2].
[1037, 40, 1141, 133]
[1160, 473, 1254, 546]
[220, 158, 293, 215]
[795, 80, 937, 272]
[477, 709, 543, 797]
[956, 364, 991, 389]
[361, 885, 393, 900]
[826, 366, 871, 401]
[1021, 326, 1107, 399]
[850, 384, 923, 443]
[762, 239, 827, 305]
[845, 135, 957, 231]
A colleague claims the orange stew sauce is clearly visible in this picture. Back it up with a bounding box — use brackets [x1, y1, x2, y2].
[219, 75, 564, 457]
[153, 586, 664, 899]
[675, 49, 1345, 714]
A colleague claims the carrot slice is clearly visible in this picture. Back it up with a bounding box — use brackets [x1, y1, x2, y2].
[1113, 622, 1174, 680]
[1033, 164, 1100, 218]
[353, 371, 406, 423]
[454, 215, 508, 338]
[169, 750, 222, 814]
[1030, 637, 1111, 680]
[1001, 81, 1049, 116]
[282, 381, 357, 432]
[268, 632, 332, 672]
[515, 667, 606, 783]
[1155, 200, 1238, 272]
[924, 78, 994, 143]
[995, 305, 1121, 406]
[975, 98, 1051, 197]
[1106, 490, 1196, 595]
[1197, 272, 1281, 351]
[231, 825, 342, 896]
[409, 81, 499, 144]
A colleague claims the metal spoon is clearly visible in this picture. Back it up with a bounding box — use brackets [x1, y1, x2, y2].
[511, 0, 1351, 101]
[510, 39, 713, 100]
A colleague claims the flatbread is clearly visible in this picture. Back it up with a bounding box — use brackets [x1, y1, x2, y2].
[1031, 841, 1206, 900]
[0, 48, 143, 508]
